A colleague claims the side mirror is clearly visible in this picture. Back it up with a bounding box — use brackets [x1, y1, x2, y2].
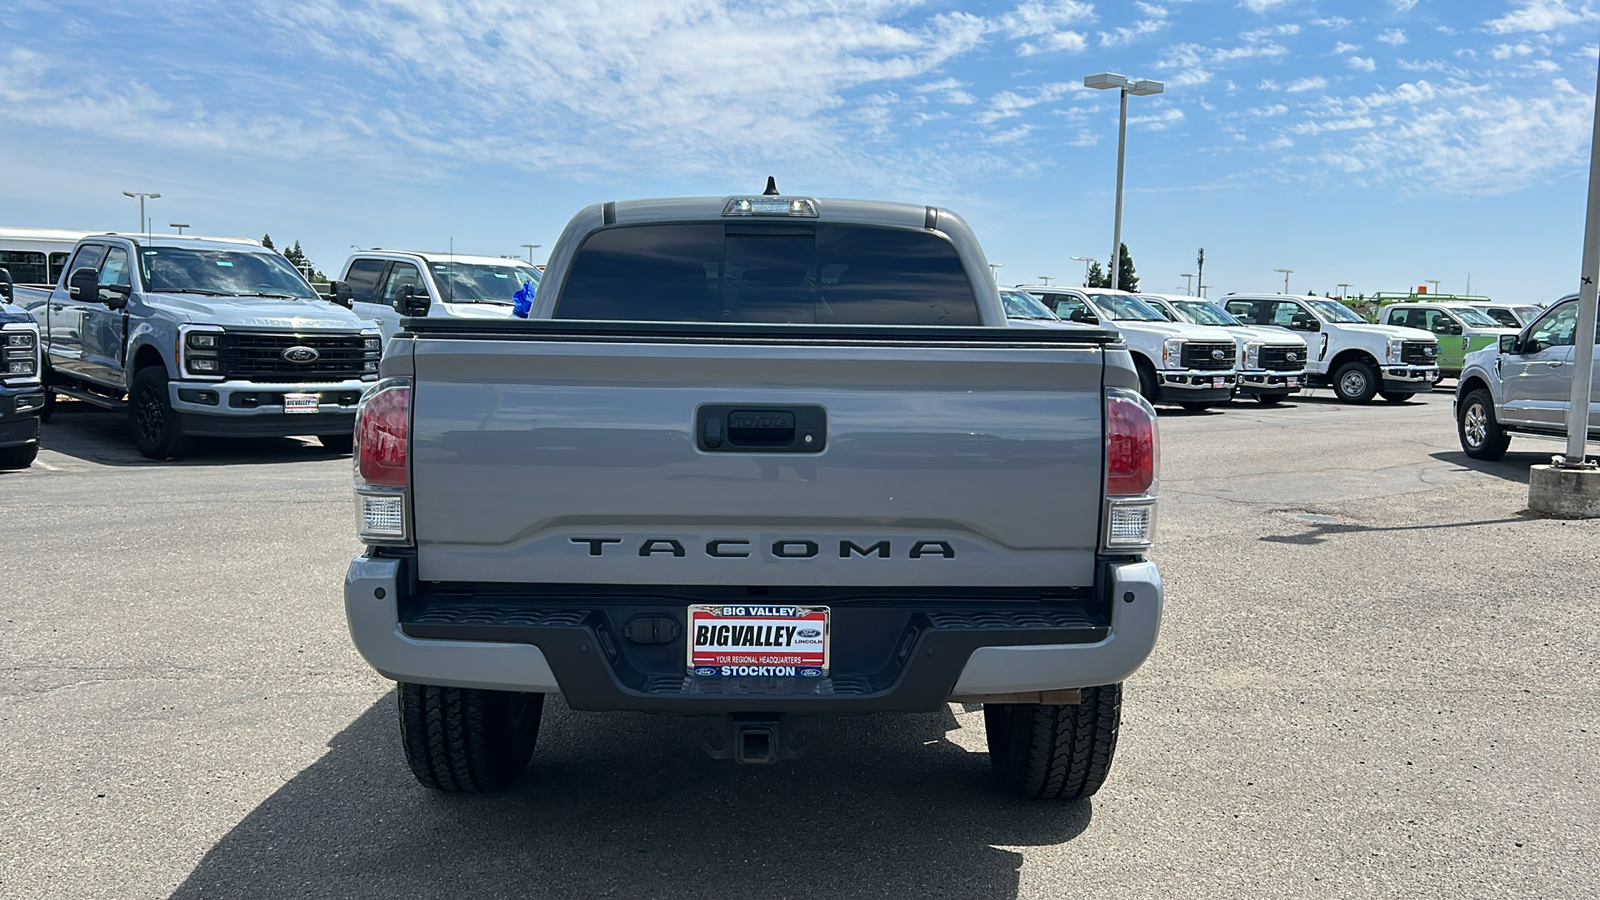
[1290, 315, 1320, 332]
[1434, 321, 1461, 336]
[0, 267, 12, 303]
[1066, 308, 1099, 325]
[68, 267, 100, 302]
[325, 280, 354, 309]
[396, 284, 431, 317]
[102, 282, 132, 310]
[1499, 333, 1520, 354]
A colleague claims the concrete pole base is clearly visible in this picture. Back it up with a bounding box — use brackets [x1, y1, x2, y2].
[1529, 464, 1600, 518]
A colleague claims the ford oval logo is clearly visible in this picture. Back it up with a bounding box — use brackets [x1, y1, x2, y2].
[282, 345, 319, 363]
[1211, 349, 1226, 360]
[1287, 352, 1299, 361]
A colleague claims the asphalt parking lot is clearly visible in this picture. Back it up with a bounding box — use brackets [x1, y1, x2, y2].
[3, 388, 1597, 899]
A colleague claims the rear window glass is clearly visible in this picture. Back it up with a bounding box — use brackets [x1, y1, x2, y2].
[553, 223, 980, 325]
[0, 251, 48, 285]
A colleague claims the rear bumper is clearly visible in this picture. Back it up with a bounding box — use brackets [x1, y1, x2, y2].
[343, 557, 1163, 712]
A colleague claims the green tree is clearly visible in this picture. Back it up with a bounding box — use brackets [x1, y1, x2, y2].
[1085, 260, 1106, 288]
[281, 240, 324, 281]
[1112, 243, 1138, 292]
[260, 233, 275, 250]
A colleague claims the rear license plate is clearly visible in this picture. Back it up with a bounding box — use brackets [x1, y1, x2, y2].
[283, 392, 319, 414]
[1425, 372, 1437, 381]
[687, 604, 829, 677]
[1212, 377, 1227, 388]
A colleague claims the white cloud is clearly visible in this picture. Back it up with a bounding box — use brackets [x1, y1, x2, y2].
[1378, 28, 1408, 45]
[1334, 41, 1363, 53]
[1485, 0, 1596, 34]
[1310, 16, 1353, 29]
[1286, 76, 1329, 92]
[1001, 0, 1096, 55]
[1348, 56, 1377, 71]
[1100, 3, 1171, 47]
[1127, 107, 1185, 129]
[1239, 0, 1296, 12]
[1242, 24, 1301, 40]
[1490, 42, 1537, 59]
[974, 82, 1079, 125]
[915, 78, 977, 105]
[1392, 0, 1420, 11]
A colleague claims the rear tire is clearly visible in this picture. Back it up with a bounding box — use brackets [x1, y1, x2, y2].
[129, 367, 194, 460]
[1332, 360, 1379, 404]
[38, 388, 56, 423]
[984, 683, 1122, 801]
[397, 683, 543, 792]
[0, 442, 38, 470]
[1458, 388, 1511, 461]
[317, 432, 354, 454]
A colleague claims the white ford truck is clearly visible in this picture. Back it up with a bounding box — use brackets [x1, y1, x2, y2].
[1223, 293, 1441, 403]
[340, 251, 543, 343]
[1140, 293, 1308, 405]
[344, 190, 1165, 801]
[1017, 285, 1238, 410]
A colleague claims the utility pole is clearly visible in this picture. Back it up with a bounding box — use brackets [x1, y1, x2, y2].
[1196, 249, 1205, 299]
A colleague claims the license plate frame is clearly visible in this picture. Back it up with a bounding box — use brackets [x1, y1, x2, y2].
[687, 604, 829, 677]
[283, 392, 320, 414]
[1287, 376, 1300, 387]
[1212, 377, 1227, 388]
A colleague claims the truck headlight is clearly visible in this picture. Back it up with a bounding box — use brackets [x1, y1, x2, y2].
[1162, 338, 1184, 368]
[1386, 338, 1404, 363]
[1243, 341, 1262, 368]
[2, 327, 37, 379]
[180, 327, 225, 378]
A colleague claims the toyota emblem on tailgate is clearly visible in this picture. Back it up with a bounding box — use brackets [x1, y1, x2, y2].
[282, 345, 319, 363]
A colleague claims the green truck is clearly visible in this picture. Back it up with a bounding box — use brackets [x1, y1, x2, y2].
[1374, 297, 1518, 378]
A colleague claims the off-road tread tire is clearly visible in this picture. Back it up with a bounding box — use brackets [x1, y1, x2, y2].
[0, 442, 38, 470]
[317, 432, 354, 454]
[129, 367, 194, 460]
[1458, 387, 1511, 461]
[984, 683, 1122, 801]
[397, 682, 542, 792]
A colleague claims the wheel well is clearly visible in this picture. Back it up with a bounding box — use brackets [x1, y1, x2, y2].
[1458, 375, 1491, 398]
[1130, 352, 1156, 373]
[1328, 348, 1378, 372]
[132, 345, 167, 373]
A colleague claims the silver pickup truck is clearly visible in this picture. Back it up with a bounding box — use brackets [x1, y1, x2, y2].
[343, 191, 1165, 801]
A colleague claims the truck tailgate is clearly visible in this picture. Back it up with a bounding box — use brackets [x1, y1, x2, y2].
[407, 326, 1108, 589]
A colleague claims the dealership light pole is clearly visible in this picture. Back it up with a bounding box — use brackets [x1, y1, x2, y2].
[169, 223, 188, 235]
[1274, 268, 1293, 293]
[123, 191, 160, 234]
[1071, 256, 1095, 286]
[1085, 73, 1163, 292]
[988, 262, 1004, 284]
[1337, 283, 1351, 299]
[1180, 273, 1195, 295]
[1038, 275, 1054, 286]
[1425, 279, 1441, 295]
[521, 243, 541, 264]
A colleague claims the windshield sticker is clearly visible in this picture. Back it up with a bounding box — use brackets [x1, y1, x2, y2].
[215, 261, 235, 267]
[493, 273, 509, 279]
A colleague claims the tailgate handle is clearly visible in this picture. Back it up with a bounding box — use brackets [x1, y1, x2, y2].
[697, 405, 826, 453]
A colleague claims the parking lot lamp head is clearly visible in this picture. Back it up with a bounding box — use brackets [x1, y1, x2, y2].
[1071, 256, 1095, 286]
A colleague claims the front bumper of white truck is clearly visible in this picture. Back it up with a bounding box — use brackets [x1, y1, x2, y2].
[343, 555, 1163, 713]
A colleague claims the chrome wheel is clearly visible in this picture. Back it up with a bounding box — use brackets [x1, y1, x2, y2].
[1463, 402, 1489, 448]
[1339, 369, 1369, 398]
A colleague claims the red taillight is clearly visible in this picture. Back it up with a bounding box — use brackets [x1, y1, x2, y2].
[1107, 390, 1158, 496]
[356, 382, 410, 486]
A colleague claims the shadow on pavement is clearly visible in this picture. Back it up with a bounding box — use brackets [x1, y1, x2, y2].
[169, 695, 1091, 900]
[1429, 449, 1556, 484]
[1260, 512, 1540, 546]
[38, 399, 348, 468]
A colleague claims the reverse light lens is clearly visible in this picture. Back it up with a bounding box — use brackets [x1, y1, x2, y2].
[355, 379, 411, 486]
[358, 490, 408, 541]
[1107, 503, 1156, 546]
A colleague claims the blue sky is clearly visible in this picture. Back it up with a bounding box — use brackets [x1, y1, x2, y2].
[2, 0, 1597, 302]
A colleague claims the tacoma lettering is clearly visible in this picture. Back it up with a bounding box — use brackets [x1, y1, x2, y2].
[569, 538, 956, 558]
